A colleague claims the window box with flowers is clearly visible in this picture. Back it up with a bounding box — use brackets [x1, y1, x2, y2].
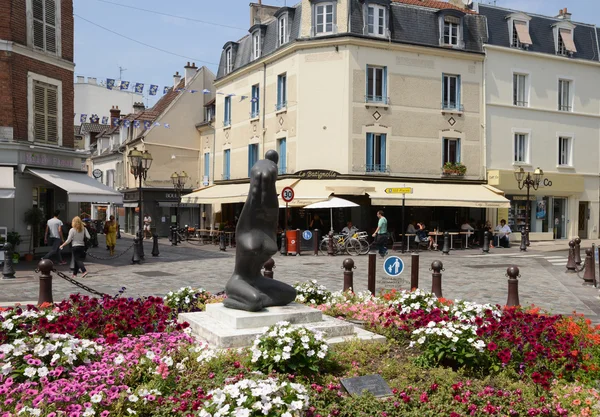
[442, 162, 466, 176]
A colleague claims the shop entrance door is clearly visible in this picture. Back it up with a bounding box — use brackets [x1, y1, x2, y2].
[553, 198, 567, 239]
[578, 202, 588, 239]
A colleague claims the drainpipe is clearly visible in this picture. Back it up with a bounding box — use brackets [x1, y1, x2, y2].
[595, 26, 600, 237]
[262, 62, 267, 154]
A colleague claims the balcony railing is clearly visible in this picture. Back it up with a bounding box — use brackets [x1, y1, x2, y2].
[353, 164, 391, 175]
[513, 100, 528, 107]
[559, 104, 572, 112]
[365, 95, 390, 105]
[441, 102, 464, 112]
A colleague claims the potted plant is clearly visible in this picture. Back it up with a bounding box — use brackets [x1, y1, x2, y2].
[442, 162, 467, 176]
[6, 231, 21, 263]
[23, 208, 45, 262]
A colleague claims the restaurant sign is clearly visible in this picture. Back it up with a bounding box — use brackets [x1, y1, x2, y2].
[295, 170, 339, 180]
[19, 151, 86, 170]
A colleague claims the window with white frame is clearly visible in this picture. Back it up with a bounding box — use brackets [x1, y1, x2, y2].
[225, 48, 233, 74]
[442, 138, 461, 164]
[224, 96, 232, 127]
[513, 73, 528, 107]
[31, 0, 59, 54]
[279, 15, 288, 46]
[558, 79, 572, 111]
[366, 133, 386, 172]
[251, 84, 260, 118]
[33, 80, 58, 143]
[558, 136, 571, 166]
[366, 65, 387, 103]
[514, 133, 529, 163]
[367, 4, 386, 36]
[314, 2, 335, 35]
[277, 73, 287, 110]
[443, 21, 459, 46]
[442, 74, 461, 110]
[252, 31, 261, 60]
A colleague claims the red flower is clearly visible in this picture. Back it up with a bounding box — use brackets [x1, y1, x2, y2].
[487, 342, 498, 352]
[105, 333, 118, 344]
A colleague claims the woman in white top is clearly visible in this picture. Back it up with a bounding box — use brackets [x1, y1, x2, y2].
[60, 216, 90, 278]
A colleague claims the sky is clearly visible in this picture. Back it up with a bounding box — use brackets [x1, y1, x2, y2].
[73, 0, 600, 108]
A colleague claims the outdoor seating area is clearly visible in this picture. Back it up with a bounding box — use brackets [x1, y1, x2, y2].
[397, 229, 509, 252]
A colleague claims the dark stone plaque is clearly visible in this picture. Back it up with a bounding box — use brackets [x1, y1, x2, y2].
[340, 374, 392, 398]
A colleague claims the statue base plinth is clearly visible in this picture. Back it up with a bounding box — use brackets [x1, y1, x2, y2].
[178, 303, 385, 349]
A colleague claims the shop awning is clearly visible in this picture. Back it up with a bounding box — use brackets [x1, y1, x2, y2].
[27, 168, 123, 204]
[181, 179, 299, 205]
[123, 202, 138, 208]
[0, 167, 15, 199]
[366, 181, 510, 208]
[280, 179, 375, 207]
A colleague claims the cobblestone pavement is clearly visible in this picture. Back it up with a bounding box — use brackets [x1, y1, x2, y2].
[1, 235, 599, 323]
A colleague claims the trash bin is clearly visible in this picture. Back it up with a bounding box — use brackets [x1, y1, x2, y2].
[286, 230, 298, 255]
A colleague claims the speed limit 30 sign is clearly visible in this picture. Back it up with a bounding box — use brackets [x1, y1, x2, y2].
[281, 186, 295, 203]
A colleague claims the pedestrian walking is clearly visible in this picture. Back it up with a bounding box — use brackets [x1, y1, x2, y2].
[104, 215, 119, 255]
[143, 213, 152, 239]
[372, 210, 388, 257]
[43, 210, 66, 265]
[60, 216, 90, 279]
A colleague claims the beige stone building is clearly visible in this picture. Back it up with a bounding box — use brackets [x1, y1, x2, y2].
[184, 0, 509, 237]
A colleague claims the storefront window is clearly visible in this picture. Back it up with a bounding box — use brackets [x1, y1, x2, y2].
[507, 195, 532, 233]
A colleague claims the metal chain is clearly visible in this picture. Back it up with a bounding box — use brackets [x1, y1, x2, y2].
[85, 242, 135, 261]
[52, 268, 108, 297]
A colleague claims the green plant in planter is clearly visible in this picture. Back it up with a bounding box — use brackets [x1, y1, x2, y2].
[7, 231, 21, 248]
[442, 162, 467, 176]
[23, 208, 45, 255]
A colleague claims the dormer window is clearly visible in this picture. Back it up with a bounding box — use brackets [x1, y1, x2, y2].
[225, 47, 233, 74]
[557, 29, 576, 56]
[252, 31, 261, 60]
[507, 13, 532, 50]
[438, 13, 464, 49]
[367, 4, 387, 37]
[279, 14, 288, 46]
[313, 1, 336, 36]
[443, 20, 459, 46]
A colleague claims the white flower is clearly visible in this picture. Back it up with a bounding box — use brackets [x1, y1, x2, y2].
[162, 356, 174, 367]
[273, 355, 281, 362]
[316, 351, 325, 359]
[90, 393, 103, 403]
[145, 351, 155, 360]
[2, 319, 14, 331]
[37, 366, 49, 378]
[24, 367, 37, 378]
[307, 350, 315, 357]
[114, 355, 125, 365]
[126, 408, 137, 415]
[128, 394, 139, 403]
[417, 337, 426, 344]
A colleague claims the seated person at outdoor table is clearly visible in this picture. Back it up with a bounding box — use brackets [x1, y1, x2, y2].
[341, 221, 358, 236]
[495, 219, 511, 248]
[416, 222, 437, 250]
[406, 221, 417, 234]
[461, 219, 475, 246]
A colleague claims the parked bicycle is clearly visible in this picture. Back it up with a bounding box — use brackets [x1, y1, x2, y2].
[319, 231, 367, 256]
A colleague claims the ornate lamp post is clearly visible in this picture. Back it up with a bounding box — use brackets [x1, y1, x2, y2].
[514, 167, 543, 251]
[170, 171, 188, 246]
[128, 147, 153, 258]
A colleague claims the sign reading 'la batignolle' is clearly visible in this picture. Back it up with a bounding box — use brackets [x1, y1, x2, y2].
[295, 170, 339, 180]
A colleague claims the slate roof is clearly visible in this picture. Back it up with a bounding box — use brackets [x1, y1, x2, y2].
[80, 123, 111, 134]
[217, 1, 486, 79]
[478, 4, 600, 62]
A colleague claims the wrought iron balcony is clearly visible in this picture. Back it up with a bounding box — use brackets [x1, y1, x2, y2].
[365, 95, 390, 105]
[354, 164, 391, 175]
[441, 102, 464, 112]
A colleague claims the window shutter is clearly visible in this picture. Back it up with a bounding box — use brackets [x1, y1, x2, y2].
[444, 15, 460, 24]
[456, 139, 461, 163]
[33, 83, 46, 142]
[33, 0, 45, 49]
[279, 139, 286, 172]
[45, 0, 57, 53]
[46, 85, 58, 142]
[366, 133, 374, 171]
[380, 134, 387, 169]
[248, 145, 252, 177]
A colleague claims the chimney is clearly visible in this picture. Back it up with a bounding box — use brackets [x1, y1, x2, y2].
[133, 102, 145, 114]
[88, 77, 97, 85]
[173, 71, 182, 88]
[109, 106, 121, 128]
[76, 76, 84, 83]
[184, 62, 197, 87]
[556, 7, 571, 20]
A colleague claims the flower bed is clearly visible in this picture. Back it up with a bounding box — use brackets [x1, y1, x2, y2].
[0, 284, 599, 416]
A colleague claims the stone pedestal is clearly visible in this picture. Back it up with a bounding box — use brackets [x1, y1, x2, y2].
[178, 303, 386, 349]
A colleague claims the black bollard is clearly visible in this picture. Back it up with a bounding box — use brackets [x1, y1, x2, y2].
[171, 226, 178, 246]
[566, 240, 577, 273]
[151, 234, 160, 257]
[594, 244, 598, 288]
[132, 237, 141, 264]
[525, 225, 530, 247]
[367, 253, 376, 295]
[37, 259, 54, 305]
[410, 253, 419, 290]
[263, 258, 275, 279]
[280, 230, 287, 256]
[117, 227, 121, 239]
[506, 265, 520, 307]
[519, 229, 527, 252]
[219, 232, 226, 251]
[430, 260, 443, 298]
[441, 231, 450, 255]
[2, 243, 15, 279]
[138, 231, 145, 259]
[342, 258, 355, 292]
[313, 229, 319, 256]
[482, 231, 490, 254]
[574, 237, 582, 265]
[583, 248, 595, 283]
[327, 231, 334, 256]
[296, 229, 302, 256]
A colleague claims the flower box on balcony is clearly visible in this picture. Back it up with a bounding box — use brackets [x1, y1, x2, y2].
[442, 162, 466, 176]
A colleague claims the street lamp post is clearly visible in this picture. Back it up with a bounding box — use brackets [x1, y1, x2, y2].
[514, 167, 543, 252]
[128, 147, 153, 259]
[170, 171, 188, 246]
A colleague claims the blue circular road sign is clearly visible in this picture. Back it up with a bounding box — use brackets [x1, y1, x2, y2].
[383, 256, 404, 277]
[302, 230, 313, 240]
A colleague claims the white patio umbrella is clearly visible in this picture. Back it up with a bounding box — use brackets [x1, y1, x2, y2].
[303, 197, 359, 232]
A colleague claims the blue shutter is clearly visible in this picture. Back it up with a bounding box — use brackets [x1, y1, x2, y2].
[456, 139, 461, 163]
[383, 67, 388, 104]
[380, 134, 387, 171]
[457, 75, 461, 110]
[277, 76, 281, 108]
[248, 145, 252, 177]
[204, 153, 209, 180]
[279, 139, 286, 173]
[366, 133, 374, 172]
[224, 150, 230, 179]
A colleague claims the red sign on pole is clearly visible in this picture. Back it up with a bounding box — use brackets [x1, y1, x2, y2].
[281, 187, 295, 203]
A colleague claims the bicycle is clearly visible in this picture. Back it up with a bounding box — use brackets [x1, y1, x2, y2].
[319, 232, 364, 256]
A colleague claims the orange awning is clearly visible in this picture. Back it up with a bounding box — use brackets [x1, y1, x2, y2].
[560, 29, 577, 53]
[514, 21, 532, 45]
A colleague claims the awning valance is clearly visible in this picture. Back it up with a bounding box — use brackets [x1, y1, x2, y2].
[27, 168, 123, 204]
[366, 181, 510, 208]
[0, 167, 15, 199]
[181, 179, 299, 205]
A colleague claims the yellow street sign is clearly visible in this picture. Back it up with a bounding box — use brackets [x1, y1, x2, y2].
[385, 187, 413, 194]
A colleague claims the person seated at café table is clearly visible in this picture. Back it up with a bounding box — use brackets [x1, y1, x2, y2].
[495, 219, 511, 248]
[416, 222, 437, 250]
[341, 221, 358, 236]
[406, 221, 417, 234]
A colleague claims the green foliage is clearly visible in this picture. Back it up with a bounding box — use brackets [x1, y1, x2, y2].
[6, 231, 21, 247]
[442, 162, 467, 175]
